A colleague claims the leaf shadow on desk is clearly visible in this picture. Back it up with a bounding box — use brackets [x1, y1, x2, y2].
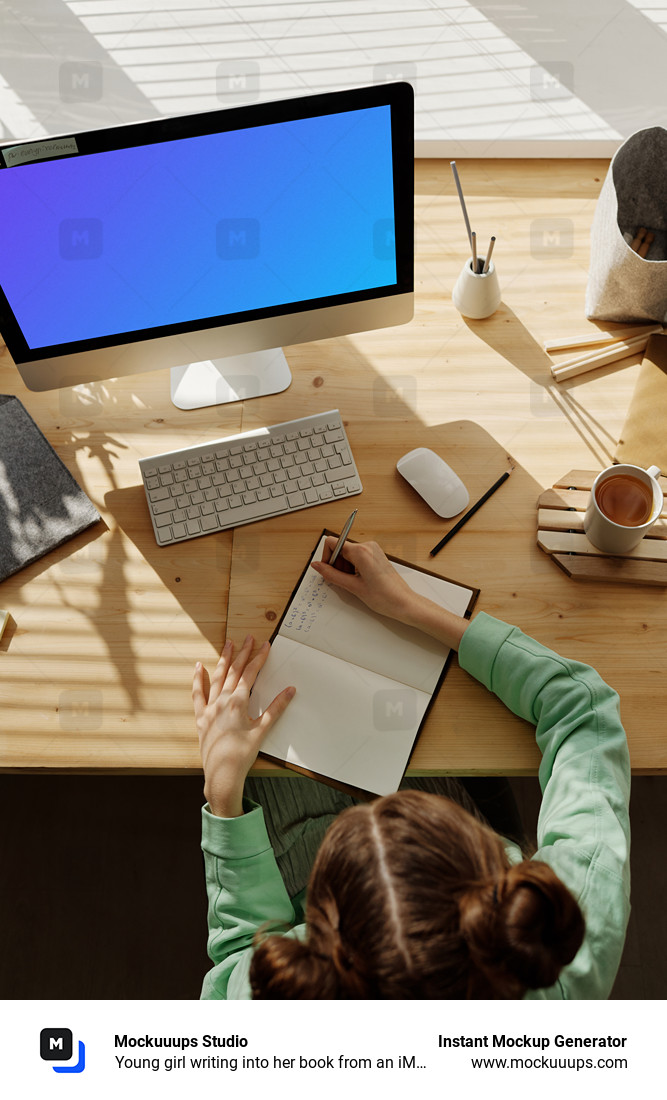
[104, 483, 230, 653]
[461, 303, 625, 469]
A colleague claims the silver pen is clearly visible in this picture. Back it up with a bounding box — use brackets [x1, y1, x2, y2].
[328, 509, 357, 568]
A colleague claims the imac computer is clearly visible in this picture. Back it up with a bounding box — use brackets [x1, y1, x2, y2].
[0, 82, 413, 410]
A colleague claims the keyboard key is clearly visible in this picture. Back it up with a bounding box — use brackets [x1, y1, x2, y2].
[187, 519, 201, 535]
[325, 468, 352, 483]
[172, 522, 187, 539]
[201, 514, 219, 532]
[287, 490, 305, 507]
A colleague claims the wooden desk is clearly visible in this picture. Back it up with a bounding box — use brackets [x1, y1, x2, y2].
[2, 159, 666, 776]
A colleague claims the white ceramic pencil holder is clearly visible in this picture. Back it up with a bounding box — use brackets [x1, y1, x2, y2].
[452, 257, 501, 320]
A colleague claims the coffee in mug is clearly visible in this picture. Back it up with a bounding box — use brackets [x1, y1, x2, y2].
[584, 463, 662, 554]
[594, 473, 653, 527]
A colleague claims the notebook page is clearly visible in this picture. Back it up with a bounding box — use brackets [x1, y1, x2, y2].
[249, 634, 431, 796]
[276, 535, 473, 694]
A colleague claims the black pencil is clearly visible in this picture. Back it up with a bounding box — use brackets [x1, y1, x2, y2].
[429, 469, 512, 556]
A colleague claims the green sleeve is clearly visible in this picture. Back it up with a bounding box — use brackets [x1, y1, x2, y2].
[200, 798, 296, 1000]
[458, 612, 631, 1000]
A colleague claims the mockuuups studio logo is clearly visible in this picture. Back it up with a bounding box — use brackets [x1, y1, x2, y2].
[40, 1028, 86, 1074]
[373, 688, 417, 731]
[59, 218, 103, 260]
[216, 218, 260, 260]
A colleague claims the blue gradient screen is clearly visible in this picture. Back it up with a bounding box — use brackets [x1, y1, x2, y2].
[0, 105, 396, 350]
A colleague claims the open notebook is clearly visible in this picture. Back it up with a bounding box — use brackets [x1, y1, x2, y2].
[249, 532, 478, 797]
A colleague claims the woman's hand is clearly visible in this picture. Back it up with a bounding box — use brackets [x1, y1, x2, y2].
[193, 635, 295, 818]
[310, 537, 417, 620]
[311, 537, 469, 651]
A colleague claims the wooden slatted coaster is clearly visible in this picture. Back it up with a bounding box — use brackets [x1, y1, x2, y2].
[537, 470, 667, 586]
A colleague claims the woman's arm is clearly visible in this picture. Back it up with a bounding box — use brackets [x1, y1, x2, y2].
[194, 636, 298, 998]
[458, 614, 630, 999]
[310, 537, 469, 650]
[200, 800, 297, 999]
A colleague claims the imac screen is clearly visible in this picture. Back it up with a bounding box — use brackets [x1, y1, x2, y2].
[0, 86, 411, 365]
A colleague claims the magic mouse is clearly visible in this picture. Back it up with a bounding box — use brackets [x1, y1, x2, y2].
[396, 448, 469, 518]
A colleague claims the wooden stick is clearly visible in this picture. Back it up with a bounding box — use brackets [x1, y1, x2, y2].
[482, 235, 496, 274]
[551, 332, 658, 382]
[450, 160, 473, 251]
[544, 323, 661, 352]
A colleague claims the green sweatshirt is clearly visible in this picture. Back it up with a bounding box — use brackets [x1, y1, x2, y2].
[200, 612, 631, 1000]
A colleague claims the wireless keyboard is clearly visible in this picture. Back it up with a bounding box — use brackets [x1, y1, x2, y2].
[140, 409, 362, 546]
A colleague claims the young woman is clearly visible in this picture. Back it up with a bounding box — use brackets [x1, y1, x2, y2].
[193, 538, 630, 999]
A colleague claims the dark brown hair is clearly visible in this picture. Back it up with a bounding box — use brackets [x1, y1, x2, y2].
[249, 790, 584, 999]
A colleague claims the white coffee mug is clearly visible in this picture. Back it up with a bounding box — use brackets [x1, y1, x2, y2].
[583, 463, 663, 554]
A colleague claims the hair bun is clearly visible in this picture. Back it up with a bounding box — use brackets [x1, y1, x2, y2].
[460, 860, 585, 996]
[250, 927, 369, 1000]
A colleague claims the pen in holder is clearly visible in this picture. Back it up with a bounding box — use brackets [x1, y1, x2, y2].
[452, 256, 501, 320]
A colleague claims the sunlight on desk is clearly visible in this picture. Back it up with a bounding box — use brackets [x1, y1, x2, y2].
[2, 161, 666, 775]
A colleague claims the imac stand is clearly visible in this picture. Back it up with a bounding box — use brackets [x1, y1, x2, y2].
[170, 347, 292, 409]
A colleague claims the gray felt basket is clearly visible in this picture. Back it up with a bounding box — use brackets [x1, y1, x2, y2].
[586, 126, 667, 324]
